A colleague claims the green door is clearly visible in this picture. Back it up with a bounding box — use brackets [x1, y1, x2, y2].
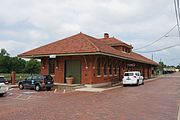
[65, 60, 81, 84]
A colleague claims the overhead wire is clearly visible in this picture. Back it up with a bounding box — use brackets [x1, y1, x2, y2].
[134, 24, 177, 51]
[134, 0, 180, 53]
[135, 42, 180, 53]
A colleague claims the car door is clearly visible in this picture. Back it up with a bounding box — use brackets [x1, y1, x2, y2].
[139, 73, 143, 83]
[136, 73, 141, 84]
[24, 76, 32, 88]
[30, 75, 37, 88]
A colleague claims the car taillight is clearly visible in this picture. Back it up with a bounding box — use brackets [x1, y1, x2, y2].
[134, 76, 136, 78]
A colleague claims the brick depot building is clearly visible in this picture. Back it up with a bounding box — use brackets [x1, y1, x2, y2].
[18, 33, 158, 87]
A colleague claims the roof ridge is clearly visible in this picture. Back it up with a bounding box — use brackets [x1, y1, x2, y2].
[81, 33, 100, 52]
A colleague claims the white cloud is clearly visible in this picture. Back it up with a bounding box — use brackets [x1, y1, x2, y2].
[0, 40, 27, 56]
[0, 0, 179, 65]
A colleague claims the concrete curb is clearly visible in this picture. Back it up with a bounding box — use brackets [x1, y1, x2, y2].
[75, 77, 160, 92]
[144, 77, 159, 83]
[8, 85, 18, 88]
[8, 77, 160, 92]
[104, 77, 159, 91]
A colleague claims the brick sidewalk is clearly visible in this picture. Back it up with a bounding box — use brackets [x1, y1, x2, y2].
[1, 72, 180, 120]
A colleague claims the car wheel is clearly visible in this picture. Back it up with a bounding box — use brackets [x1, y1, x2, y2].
[19, 83, 24, 90]
[0, 93, 4, 97]
[35, 84, 41, 91]
[46, 87, 51, 91]
[136, 80, 139, 86]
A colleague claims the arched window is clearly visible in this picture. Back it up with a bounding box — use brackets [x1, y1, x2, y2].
[104, 63, 107, 75]
[97, 60, 101, 76]
[114, 63, 117, 75]
[109, 63, 112, 75]
[49, 58, 55, 74]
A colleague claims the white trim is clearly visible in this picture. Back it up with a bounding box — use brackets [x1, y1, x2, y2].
[19, 51, 157, 66]
[96, 75, 101, 77]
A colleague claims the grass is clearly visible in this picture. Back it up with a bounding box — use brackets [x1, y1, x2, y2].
[0, 73, 30, 83]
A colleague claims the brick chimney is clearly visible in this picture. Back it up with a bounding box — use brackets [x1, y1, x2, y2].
[104, 33, 109, 38]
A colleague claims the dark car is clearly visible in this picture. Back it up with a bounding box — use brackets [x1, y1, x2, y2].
[0, 75, 9, 84]
[18, 74, 54, 91]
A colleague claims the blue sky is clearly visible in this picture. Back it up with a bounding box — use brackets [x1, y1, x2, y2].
[0, 0, 180, 66]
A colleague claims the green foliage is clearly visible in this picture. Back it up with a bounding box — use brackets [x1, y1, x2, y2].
[0, 49, 41, 74]
[0, 48, 9, 56]
[155, 61, 166, 74]
[9, 57, 26, 73]
[25, 59, 41, 74]
[0, 49, 11, 72]
[0, 73, 29, 82]
[177, 65, 180, 69]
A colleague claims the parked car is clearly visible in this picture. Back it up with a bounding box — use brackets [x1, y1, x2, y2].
[18, 74, 54, 91]
[0, 75, 9, 84]
[123, 71, 144, 86]
[0, 83, 9, 96]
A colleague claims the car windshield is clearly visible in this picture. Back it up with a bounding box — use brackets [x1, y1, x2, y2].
[124, 73, 134, 76]
[0, 77, 5, 81]
[0, 77, 6, 83]
[44, 75, 53, 81]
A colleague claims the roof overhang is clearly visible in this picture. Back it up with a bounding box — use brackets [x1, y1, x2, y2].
[18, 52, 158, 66]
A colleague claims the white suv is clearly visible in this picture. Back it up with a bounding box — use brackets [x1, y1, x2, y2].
[0, 83, 9, 96]
[123, 71, 144, 86]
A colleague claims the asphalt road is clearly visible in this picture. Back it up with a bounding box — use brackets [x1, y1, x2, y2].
[1, 72, 180, 120]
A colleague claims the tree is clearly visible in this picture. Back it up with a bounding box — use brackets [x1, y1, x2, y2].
[177, 65, 180, 69]
[9, 57, 26, 73]
[0, 48, 9, 56]
[25, 59, 41, 74]
[0, 55, 10, 73]
[0, 49, 41, 73]
[155, 61, 166, 74]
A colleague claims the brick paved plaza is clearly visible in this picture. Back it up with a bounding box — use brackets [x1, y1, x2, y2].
[1, 72, 180, 120]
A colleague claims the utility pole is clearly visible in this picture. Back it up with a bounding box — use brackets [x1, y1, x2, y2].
[151, 53, 154, 61]
[174, 0, 180, 37]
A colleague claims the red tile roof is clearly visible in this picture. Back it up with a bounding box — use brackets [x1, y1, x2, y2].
[18, 32, 158, 65]
[99, 37, 133, 48]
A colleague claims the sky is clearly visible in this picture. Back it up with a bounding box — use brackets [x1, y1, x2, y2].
[0, 0, 180, 66]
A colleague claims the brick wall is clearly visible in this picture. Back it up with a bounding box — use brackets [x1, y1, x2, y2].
[40, 55, 155, 84]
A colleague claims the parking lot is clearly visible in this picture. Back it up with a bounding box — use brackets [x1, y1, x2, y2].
[1, 72, 180, 120]
[1, 87, 75, 102]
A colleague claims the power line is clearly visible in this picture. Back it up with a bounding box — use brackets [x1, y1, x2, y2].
[134, 24, 177, 51]
[174, 0, 180, 37]
[170, 57, 180, 61]
[136, 42, 180, 53]
[134, 0, 180, 53]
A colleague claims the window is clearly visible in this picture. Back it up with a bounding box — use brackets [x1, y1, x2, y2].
[109, 63, 112, 75]
[97, 60, 101, 76]
[104, 63, 107, 75]
[32, 75, 44, 80]
[135, 73, 139, 76]
[124, 73, 134, 76]
[26, 76, 32, 80]
[114, 64, 117, 74]
[49, 58, 55, 74]
[32, 75, 37, 80]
